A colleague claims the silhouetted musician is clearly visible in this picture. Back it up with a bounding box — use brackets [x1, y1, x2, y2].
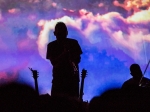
[122, 64, 150, 89]
[46, 22, 82, 98]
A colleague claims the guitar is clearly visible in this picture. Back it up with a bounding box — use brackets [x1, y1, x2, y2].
[79, 69, 87, 102]
[29, 67, 39, 96]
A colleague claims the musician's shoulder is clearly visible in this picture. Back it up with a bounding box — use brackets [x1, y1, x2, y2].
[67, 38, 78, 43]
[47, 40, 57, 46]
[143, 77, 150, 81]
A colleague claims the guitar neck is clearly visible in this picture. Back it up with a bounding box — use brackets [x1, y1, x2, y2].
[34, 77, 39, 96]
[29, 68, 39, 96]
[79, 69, 87, 101]
[79, 77, 85, 101]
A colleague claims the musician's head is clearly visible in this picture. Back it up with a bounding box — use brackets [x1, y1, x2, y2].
[130, 64, 143, 79]
[54, 22, 68, 42]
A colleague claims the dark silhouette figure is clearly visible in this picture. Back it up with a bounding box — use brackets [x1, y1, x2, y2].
[89, 88, 150, 112]
[39, 94, 86, 112]
[89, 89, 124, 112]
[46, 22, 82, 98]
[122, 63, 150, 89]
[0, 82, 39, 112]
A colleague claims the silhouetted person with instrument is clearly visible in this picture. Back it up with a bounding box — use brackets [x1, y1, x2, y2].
[122, 63, 150, 89]
[46, 22, 82, 98]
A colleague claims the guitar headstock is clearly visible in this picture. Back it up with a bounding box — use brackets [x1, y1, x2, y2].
[81, 69, 87, 79]
[29, 67, 39, 79]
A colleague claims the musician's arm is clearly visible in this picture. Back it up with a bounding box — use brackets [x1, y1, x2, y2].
[71, 40, 82, 64]
[52, 51, 69, 66]
[71, 53, 81, 64]
[46, 45, 69, 67]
